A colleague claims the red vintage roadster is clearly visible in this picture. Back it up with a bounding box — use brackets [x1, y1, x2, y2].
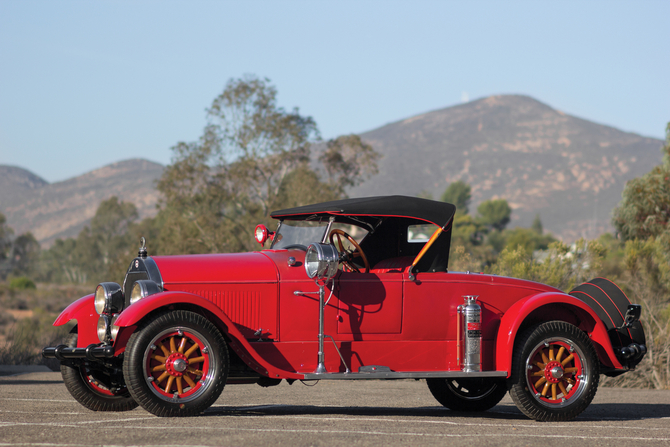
[44, 196, 646, 421]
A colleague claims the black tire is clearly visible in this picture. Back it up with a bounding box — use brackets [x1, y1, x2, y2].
[123, 310, 229, 417]
[508, 321, 599, 422]
[61, 332, 138, 412]
[426, 378, 507, 412]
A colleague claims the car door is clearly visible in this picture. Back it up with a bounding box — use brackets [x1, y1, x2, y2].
[336, 270, 403, 337]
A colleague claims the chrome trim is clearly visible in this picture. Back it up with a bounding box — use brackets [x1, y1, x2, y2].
[302, 371, 508, 380]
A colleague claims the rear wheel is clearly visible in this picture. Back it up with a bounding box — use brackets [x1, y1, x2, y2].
[124, 310, 229, 417]
[508, 321, 599, 421]
[426, 377, 507, 412]
[61, 332, 138, 412]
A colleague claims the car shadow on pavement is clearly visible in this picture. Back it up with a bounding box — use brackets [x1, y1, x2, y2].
[204, 404, 529, 420]
[0, 378, 64, 385]
[205, 402, 670, 421]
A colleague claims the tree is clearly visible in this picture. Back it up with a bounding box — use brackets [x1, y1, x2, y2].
[613, 122, 670, 240]
[476, 199, 512, 231]
[0, 213, 13, 279]
[441, 181, 471, 214]
[319, 134, 380, 197]
[11, 232, 40, 277]
[531, 214, 543, 234]
[157, 75, 380, 254]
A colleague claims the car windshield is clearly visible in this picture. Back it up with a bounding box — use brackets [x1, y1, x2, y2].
[271, 220, 329, 250]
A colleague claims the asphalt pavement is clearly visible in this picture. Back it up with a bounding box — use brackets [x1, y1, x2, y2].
[1, 371, 669, 446]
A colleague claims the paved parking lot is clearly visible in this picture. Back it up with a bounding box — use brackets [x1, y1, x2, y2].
[1, 371, 670, 446]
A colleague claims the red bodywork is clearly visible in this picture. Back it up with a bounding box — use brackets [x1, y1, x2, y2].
[58, 248, 624, 379]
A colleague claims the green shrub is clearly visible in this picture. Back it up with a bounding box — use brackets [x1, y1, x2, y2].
[9, 277, 36, 290]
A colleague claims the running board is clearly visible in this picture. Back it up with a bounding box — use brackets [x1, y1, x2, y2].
[302, 370, 508, 380]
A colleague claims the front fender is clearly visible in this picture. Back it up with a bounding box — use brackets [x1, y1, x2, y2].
[113, 291, 304, 380]
[53, 294, 100, 347]
[495, 292, 623, 376]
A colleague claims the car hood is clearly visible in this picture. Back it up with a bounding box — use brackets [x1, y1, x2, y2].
[152, 252, 279, 285]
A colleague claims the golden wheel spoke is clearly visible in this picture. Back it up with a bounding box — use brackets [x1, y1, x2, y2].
[188, 356, 205, 364]
[541, 382, 550, 397]
[564, 367, 578, 374]
[176, 377, 184, 395]
[559, 382, 569, 397]
[151, 354, 166, 363]
[152, 364, 167, 372]
[551, 384, 557, 400]
[184, 343, 199, 358]
[561, 354, 574, 366]
[534, 377, 547, 388]
[178, 337, 187, 354]
[534, 361, 546, 369]
[541, 352, 550, 364]
[531, 371, 544, 377]
[549, 347, 555, 361]
[184, 375, 197, 388]
[186, 367, 203, 376]
[556, 347, 565, 362]
[158, 342, 170, 357]
[565, 377, 575, 385]
[156, 371, 169, 384]
[169, 336, 177, 354]
[165, 376, 175, 393]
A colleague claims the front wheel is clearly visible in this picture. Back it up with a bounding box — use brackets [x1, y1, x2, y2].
[61, 332, 138, 412]
[123, 310, 229, 417]
[508, 321, 599, 422]
[427, 378, 507, 412]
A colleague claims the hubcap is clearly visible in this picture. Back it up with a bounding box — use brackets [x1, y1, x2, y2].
[525, 337, 588, 407]
[143, 328, 213, 403]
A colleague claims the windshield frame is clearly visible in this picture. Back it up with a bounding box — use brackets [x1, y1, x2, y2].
[270, 218, 331, 250]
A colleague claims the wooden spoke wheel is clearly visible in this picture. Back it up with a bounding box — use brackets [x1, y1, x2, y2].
[124, 310, 229, 417]
[60, 331, 138, 412]
[329, 229, 370, 273]
[509, 321, 599, 422]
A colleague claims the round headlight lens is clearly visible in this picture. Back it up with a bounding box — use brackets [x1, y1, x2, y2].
[97, 314, 110, 343]
[130, 282, 144, 305]
[94, 282, 124, 315]
[305, 243, 339, 280]
[94, 285, 106, 314]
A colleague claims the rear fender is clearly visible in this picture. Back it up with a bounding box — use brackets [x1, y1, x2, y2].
[53, 294, 100, 347]
[496, 292, 623, 376]
[113, 291, 304, 380]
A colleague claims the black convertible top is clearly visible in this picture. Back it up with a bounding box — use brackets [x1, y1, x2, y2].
[271, 196, 456, 229]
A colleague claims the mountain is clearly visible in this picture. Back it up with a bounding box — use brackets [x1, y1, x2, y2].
[0, 159, 163, 246]
[1, 95, 664, 246]
[352, 95, 663, 241]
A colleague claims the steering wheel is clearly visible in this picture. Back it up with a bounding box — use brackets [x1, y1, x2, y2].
[329, 229, 370, 273]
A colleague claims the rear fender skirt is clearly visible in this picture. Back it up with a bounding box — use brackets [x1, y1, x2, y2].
[52, 294, 100, 347]
[495, 292, 623, 376]
[113, 291, 304, 380]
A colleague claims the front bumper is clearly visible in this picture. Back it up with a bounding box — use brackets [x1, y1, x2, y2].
[42, 344, 115, 362]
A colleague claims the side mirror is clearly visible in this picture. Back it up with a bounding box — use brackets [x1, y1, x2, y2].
[305, 243, 339, 281]
[620, 304, 642, 329]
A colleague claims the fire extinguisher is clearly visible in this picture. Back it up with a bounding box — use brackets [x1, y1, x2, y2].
[458, 295, 482, 372]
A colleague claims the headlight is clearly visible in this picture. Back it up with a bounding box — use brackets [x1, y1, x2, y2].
[97, 314, 111, 343]
[129, 280, 162, 305]
[305, 243, 339, 281]
[94, 282, 124, 315]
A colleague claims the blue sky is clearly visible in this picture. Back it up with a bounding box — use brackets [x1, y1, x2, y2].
[1, 0, 668, 183]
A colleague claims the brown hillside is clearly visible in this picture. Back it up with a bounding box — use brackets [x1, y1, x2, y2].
[0, 159, 163, 246]
[352, 95, 663, 241]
